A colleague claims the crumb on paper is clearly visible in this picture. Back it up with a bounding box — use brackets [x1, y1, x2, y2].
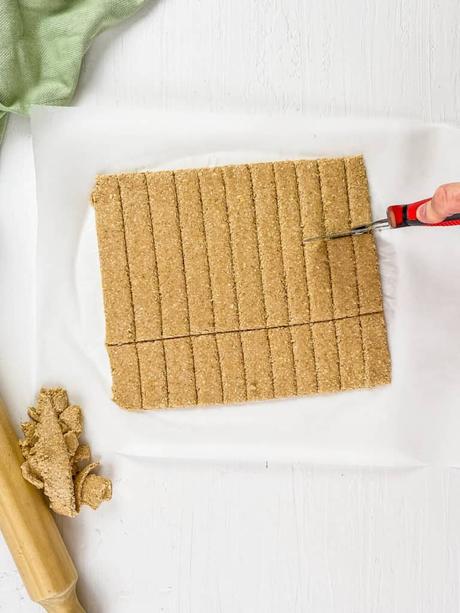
[19, 388, 112, 517]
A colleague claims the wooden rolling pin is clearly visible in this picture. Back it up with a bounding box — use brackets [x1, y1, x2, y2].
[0, 398, 85, 612]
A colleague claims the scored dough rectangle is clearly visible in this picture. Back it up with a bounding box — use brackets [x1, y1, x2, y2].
[92, 155, 391, 410]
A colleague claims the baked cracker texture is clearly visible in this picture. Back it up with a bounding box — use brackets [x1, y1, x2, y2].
[92, 155, 391, 410]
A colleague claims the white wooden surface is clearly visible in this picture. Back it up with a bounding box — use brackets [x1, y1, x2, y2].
[1, 1, 460, 610]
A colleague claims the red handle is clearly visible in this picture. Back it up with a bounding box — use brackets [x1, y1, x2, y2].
[387, 198, 460, 229]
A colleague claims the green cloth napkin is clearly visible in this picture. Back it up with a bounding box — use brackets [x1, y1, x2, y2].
[0, 0, 146, 142]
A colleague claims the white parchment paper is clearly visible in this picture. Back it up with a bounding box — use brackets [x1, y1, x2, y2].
[31, 107, 460, 467]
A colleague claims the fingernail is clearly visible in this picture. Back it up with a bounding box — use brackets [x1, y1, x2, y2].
[417, 203, 427, 221]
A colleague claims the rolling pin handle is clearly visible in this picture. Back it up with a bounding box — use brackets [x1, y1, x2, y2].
[41, 582, 85, 613]
[0, 399, 86, 613]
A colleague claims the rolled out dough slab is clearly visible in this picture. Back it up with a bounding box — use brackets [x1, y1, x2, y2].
[92, 156, 390, 409]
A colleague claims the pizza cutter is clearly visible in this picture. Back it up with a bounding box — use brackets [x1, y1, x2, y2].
[304, 198, 460, 242]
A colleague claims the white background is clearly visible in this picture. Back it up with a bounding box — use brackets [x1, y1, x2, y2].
[1, 1, 460, 611]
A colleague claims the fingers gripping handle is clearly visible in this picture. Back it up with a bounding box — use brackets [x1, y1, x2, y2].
[387, 198, 460, 228]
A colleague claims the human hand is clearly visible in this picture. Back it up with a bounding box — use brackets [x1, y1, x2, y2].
[416, 183, 460, 223]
